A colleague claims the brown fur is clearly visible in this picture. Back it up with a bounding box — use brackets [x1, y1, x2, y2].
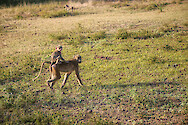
[47, 55, 83, 89]
[51, 49, 64, 64]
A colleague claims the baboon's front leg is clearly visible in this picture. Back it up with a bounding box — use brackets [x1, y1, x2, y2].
[61, 73, 71, 88]
[75, 71, 83, 86]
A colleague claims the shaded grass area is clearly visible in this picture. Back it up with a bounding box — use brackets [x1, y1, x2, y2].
[0, 0, 67, 6]
[0, 82, 187, 124]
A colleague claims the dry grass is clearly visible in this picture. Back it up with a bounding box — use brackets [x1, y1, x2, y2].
[1, 1, 187, 55]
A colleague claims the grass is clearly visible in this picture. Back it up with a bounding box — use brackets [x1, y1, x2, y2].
[115, 23, 182, 39]
[0, 0, 188, 124]
[49, 23, 107, 46]
[111, 0, 184, 12]
[1, 82, 187, 124]
[0, 1, 80, 20]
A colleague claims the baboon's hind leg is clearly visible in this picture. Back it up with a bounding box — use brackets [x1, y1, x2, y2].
[47, 73, 61, 89]
[49, 65, 52, 79]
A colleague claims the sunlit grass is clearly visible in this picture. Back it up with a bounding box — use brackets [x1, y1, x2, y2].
[0, 0, 188, 124]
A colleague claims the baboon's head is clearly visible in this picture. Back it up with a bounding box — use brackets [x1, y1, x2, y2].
[74, 55, 81, 63]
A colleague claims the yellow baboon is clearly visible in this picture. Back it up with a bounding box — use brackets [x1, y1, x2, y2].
[47, 55, 83, 89]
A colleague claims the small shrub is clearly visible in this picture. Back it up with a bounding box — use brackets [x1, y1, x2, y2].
[149, 56, 166, 64]
[145, 3, 158, 11]
[40, 9, 80, 18]
[15, 15, 24, 19]
[89, 31, 106, 40]
[163, 45, 173, 51]
[114, 24, 181, 40]
[115, 29, 130, 39]
[49, 33, 67, 40]
[66, 34, 86, 47]
[111, 2, 129, 8]
[40, 10, 69, 18]
[158, 24, 178, 33]
[130, 2, 169, 11]
[131, 29, 152, 39]
[65, 24, 88, 46]
[0, 20, 5, 33]
[172, 0, 184, 4]
[183, 22, 188, 27]
[49, 23, 96, 46]
[0, 25, 3, 33]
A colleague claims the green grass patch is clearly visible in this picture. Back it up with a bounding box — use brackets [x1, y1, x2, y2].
[115, 24, 181, 39]
[0, 52, 42, 84]
[49, 23, 90, 46]
[49, 24, 107, 47]
[89, 30, 107, 40]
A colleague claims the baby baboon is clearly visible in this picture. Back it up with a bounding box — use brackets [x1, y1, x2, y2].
[51, 45, 64, 66]
[33, 45, 65, 81]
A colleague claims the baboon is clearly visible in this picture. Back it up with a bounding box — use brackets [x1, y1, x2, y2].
[33, 45, 65, 81]
[47, 55, 83, 89]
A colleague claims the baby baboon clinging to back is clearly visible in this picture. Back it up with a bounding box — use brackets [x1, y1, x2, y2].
[50, 45, 65, 67]
[33, 45, 66, 81]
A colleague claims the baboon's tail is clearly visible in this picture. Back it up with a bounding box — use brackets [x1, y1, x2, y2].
[33, 61, 51, 81]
